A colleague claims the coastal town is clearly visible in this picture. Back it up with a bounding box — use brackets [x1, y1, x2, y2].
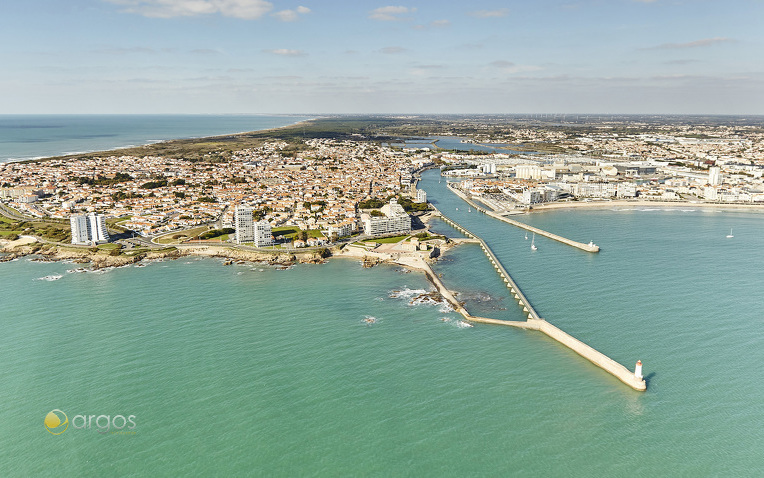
[1, 117, 763, 249]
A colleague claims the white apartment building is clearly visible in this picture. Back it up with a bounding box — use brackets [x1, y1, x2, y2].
[235, 205, 254, 244]
[361, 199, 411, 236]
[253, 220, 274, 248]
[70, 213, 110, 245]
[414, 189, 427, 203]
[709, 166, 722, 186]
[328, 220, 356, 238]
[573, 182, 618, 198]
[515, 164, 543, 180]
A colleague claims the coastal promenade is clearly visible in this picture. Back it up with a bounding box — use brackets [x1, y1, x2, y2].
[446, 182, 600, 253]
[428, 205, 646, 391]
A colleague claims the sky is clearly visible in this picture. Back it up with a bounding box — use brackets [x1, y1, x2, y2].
[1, 0, 762, 115]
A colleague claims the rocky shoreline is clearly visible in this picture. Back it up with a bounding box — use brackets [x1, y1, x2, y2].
[0, 239, 335, 269]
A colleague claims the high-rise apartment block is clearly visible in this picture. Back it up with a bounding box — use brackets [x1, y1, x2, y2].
[361, 199, 411, 236]
[253, 221, 274, 248]
[70, 213, 110, 245]
[234, 205, 254, 244]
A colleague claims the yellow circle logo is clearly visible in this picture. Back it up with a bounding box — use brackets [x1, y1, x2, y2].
[44, 409, 69, 435]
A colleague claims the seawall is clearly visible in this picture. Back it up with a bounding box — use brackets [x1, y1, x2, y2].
[526, 319, 647, 391]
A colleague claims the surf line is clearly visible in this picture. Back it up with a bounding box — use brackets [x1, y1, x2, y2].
[427, 205, 646, 392]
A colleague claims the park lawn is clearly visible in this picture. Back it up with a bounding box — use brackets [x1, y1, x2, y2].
[272, 227, 325, 240]
[272, 226, 300, 239]
[155, 225, 211, 244]
[373, 234, 411, 244]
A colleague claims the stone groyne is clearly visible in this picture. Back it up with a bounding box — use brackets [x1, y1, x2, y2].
[446, 182, 600, 253]
[429, 205, 646, 391]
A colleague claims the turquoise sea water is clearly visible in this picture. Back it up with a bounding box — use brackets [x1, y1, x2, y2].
[0, 115, 312, 162]
[2, 175, 764, 476]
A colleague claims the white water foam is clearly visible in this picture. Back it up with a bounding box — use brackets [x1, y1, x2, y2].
[35, 274, 62, 281]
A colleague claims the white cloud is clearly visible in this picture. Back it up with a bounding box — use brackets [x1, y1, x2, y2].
[369, 6, 416, 21]
[263, 48, 306, 56]
[468, 8, 509, 18]
[381, 46, 407, 54]
[413, 19, 450, 30]
[651, 37, 732, 49]
[105, 0, 274, 20]
[272, 5, 310, 21]
[490, 60, 543, 74]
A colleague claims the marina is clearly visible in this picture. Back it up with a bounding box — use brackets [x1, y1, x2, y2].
[446, 182, 600, 253]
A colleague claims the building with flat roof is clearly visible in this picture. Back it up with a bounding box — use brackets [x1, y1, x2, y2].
[253, 220, 273, 248]
[234, 205, 254, 244]
[361, 199, 411, 236]
[70, 213, 110, 245]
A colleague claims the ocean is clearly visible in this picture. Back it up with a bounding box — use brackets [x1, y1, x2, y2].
[1, 130, 763, 475]
[0, 115, 313, 163]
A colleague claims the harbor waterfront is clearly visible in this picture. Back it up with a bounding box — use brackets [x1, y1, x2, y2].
[1, 169, 763, 475]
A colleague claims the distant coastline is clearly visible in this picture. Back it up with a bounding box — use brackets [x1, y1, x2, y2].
[0, 114, 315, 163]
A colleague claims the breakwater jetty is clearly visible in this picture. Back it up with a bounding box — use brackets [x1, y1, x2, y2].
[429, 205, 646, 391]
[446, 182, 600, 253]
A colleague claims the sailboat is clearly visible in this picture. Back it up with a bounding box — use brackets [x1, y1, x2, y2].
[726, 228, 734, 238]
[531, 233, 537, 251]
[468, 207, 471, 213]
[524, 231, 528, 240]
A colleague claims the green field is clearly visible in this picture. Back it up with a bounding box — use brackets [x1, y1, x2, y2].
[272, 226, 325, 240]
[155, 226, 212, 244]
[371, 235, 411, 244]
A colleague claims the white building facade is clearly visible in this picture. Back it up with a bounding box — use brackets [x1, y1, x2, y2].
[253, 220, 273, 248]
[234, 205, 254, 244]
[361, 199, 411, 236]
[70, 213, 110, 245]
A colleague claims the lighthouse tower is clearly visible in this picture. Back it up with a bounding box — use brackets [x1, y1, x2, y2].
[635, 360, 643, 379]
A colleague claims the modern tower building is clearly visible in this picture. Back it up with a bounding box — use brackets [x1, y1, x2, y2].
[70, 215, 90, 245]
[253, 220, 274, 248]
[70, 213, 110, 245]
[709, 166, 722, 186]
[234, 205, 254, 244]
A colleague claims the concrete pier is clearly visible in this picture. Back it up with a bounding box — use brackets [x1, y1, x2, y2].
[446, 182, 600, 253]
[428, 205, 646, 391]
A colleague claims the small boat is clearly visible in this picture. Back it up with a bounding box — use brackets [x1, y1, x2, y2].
[455, 207, 459, 211]
[531, 233, 537, 251]
[524, 231, 528, 240]
[726, 228, 734, 238]
[468, 207, 471, 213]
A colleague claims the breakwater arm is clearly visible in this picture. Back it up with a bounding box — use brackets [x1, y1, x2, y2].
[428, 205, 645, 391]
[446, 182, 599, 253]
